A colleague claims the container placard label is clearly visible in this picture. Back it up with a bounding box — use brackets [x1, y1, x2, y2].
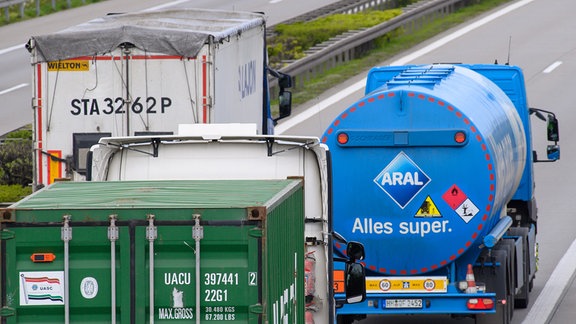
[415, 196, 441, 217]
[455, 198, 479, 223]
[442, 184, 467, 209]
[19, 271, 65, 306]
[442, 185, 479, 223]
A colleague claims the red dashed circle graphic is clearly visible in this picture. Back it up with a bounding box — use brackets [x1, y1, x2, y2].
[325, 91, 496, 275]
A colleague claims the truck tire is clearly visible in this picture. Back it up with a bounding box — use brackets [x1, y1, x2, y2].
[475, 249, 510, 324]
[507, 227, 531, 308]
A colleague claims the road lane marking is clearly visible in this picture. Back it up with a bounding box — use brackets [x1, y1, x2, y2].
[145, 0, 191, 11]
[0, 44, 24, 56]
[0, 83, 28, 96]
[543, 61, 562, 74]
[275, 0, 537, 135]
[522, 238, 576, 324]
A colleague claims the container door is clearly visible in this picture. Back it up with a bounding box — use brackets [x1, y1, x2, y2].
[141, 223, 262, 323]
[2, 225, 125, 323]
[2, 221, 262, 323]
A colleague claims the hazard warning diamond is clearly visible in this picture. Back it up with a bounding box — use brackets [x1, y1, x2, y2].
[373, 152, 430, 209]
[455, 199, 479, 223]
[442, 184, 467, 209]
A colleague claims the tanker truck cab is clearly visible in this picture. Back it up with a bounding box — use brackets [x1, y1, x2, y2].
[323, 64, 559, 324]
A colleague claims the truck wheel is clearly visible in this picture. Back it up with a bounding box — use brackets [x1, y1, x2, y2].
[507, 227, 531, 308]
[475, 249, 510, 324]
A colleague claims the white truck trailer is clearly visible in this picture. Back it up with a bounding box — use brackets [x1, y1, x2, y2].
[27, 9, 292, 189]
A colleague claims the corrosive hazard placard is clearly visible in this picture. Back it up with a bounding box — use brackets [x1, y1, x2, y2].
[415, 196, 441, 217]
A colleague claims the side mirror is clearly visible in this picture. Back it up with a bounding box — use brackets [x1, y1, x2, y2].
[277, 90, 292, 121]
[547, 113, 559, 142]
[346, 241, 365, 262]
[278, 72, 293, 89]
[269, 69, 292, 123]
[547, 145, 560, 161]
[345, 262, 366, 304]
[531, 108, 560, 163]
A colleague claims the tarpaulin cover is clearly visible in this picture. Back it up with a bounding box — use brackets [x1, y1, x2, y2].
[28, 8, 265, 62]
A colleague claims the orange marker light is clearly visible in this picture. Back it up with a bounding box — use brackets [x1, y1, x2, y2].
[454, 131, 467, 144]
[31, 253, 56, 263]
[337, 133, 349, 144]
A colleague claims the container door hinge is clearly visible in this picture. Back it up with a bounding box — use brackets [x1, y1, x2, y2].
[306, 237, 324, 246]
[249, 304, 263, 314]
[1, 230, 15, 240]
[0, 306, 15, 317]
[249, 228, 263, 238]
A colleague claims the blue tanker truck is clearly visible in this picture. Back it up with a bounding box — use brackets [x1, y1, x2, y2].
[322, 63, 559, 324]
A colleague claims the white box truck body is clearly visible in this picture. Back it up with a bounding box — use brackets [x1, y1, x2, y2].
[28, 9, 289, 188]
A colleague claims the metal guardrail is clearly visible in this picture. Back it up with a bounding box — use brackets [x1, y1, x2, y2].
[1, 0, 86, 22]
[0, 0, 25, 7]
[1, 0, 26, 21]
[276, 0, 476, 90]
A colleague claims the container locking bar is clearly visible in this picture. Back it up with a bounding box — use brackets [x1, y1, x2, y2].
[61, 215, 72, 324]
[108, 215, 119, 324]
[146, 215, 157, 324]
[193, 214, 204, 324]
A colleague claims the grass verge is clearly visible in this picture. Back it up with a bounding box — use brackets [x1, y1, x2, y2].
[291, 0, 513, 106]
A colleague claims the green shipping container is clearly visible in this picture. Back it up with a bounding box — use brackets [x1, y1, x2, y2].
[0, 179, 305, 323]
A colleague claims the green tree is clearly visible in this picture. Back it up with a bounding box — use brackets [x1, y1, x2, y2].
[0, 129, 33, 187]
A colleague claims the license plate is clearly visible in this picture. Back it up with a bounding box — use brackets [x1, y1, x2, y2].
[385, 299, 423, 309]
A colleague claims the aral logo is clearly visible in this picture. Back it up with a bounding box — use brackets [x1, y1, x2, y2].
[374, 152, 430, 208]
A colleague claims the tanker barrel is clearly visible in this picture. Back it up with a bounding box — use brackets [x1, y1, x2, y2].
[323, 64, 527, 274]
[483, 216, 513, 248]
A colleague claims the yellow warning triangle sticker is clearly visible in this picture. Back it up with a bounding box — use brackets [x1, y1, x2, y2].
[415, 196, 441, 217]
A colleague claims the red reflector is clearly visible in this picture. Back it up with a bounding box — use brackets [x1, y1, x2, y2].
[454, 131, 466, 143]
[467, 298, 495, 310]
[337, 133, 349, 144]
[31, 253, 56, 263]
